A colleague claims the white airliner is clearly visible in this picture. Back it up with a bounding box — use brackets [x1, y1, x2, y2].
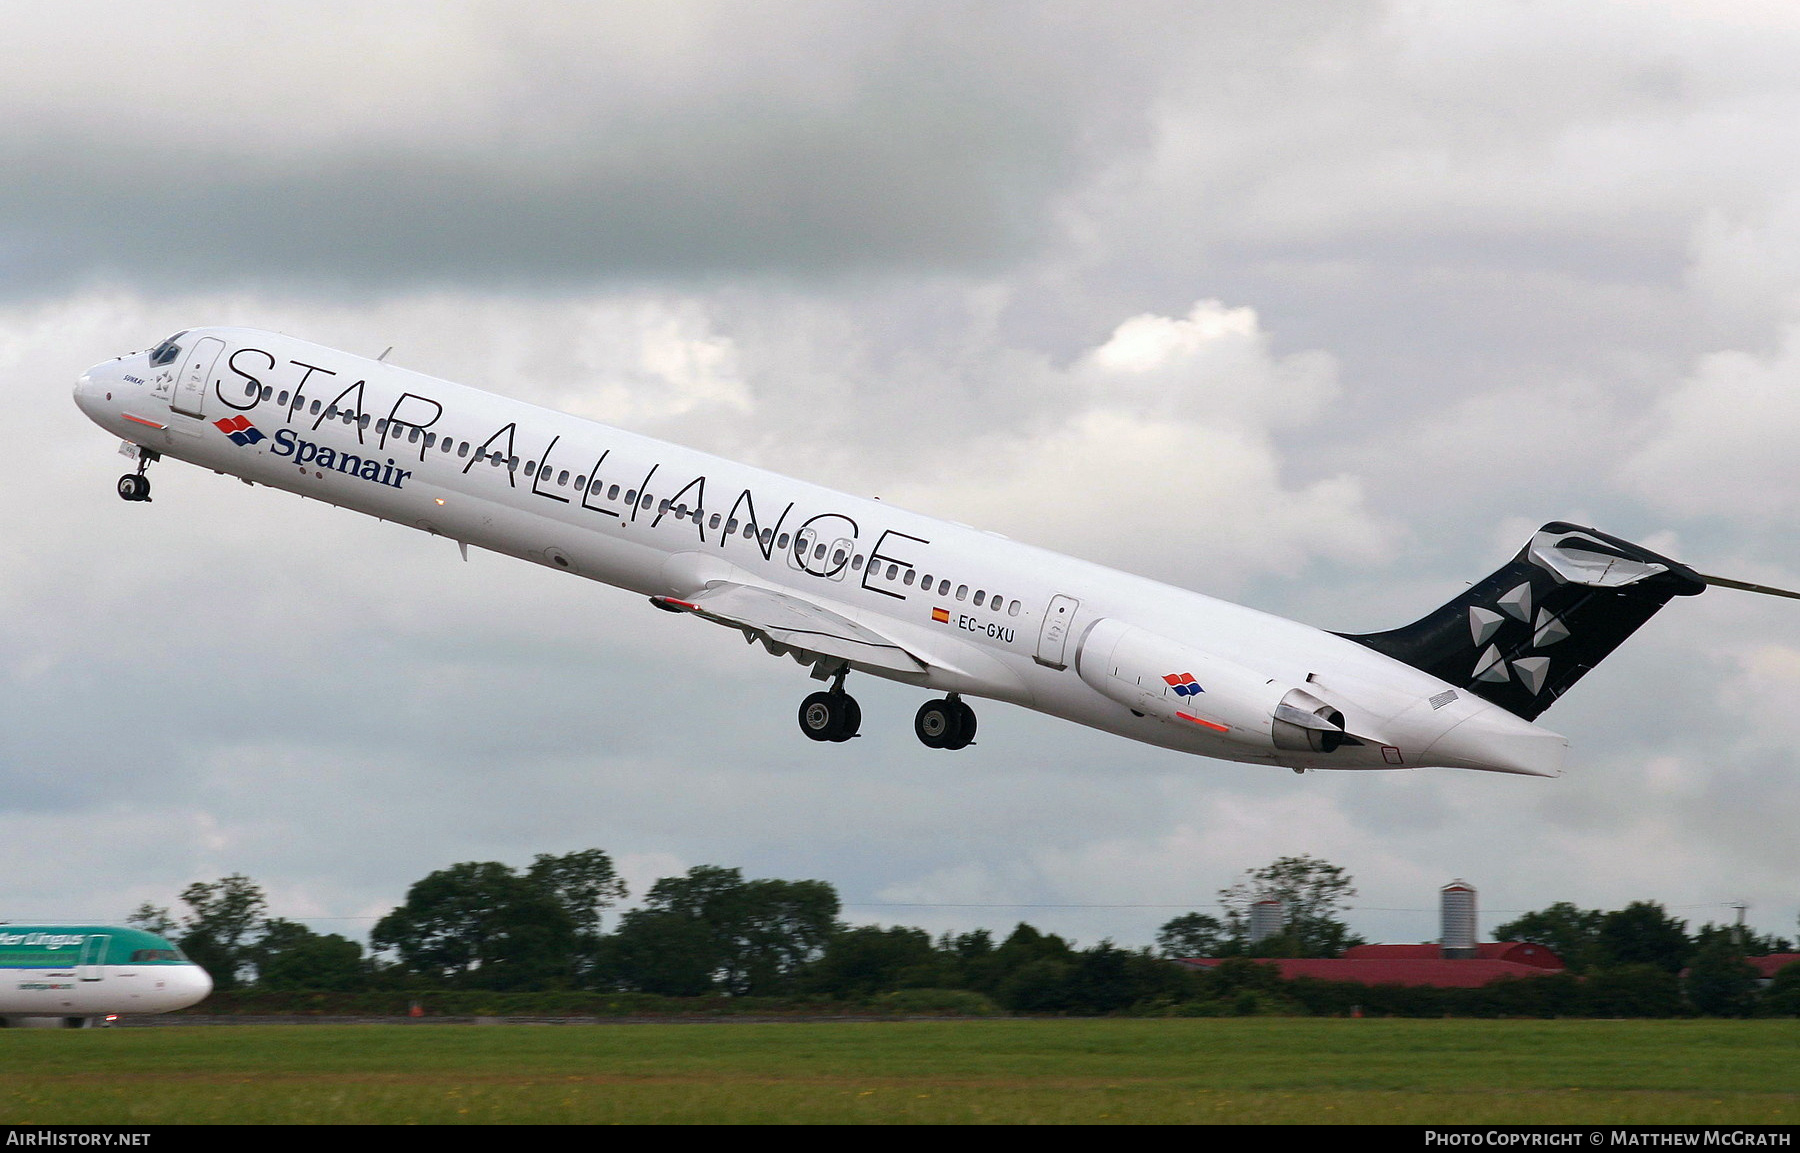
[74, 328, 1793, 777]
[0, 924, 212, 1027]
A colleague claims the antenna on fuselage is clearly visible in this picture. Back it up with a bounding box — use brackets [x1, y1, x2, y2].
[378, 346, 393, 362]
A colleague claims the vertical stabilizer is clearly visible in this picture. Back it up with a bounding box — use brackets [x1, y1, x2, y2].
[1346, 523, 1705, 720]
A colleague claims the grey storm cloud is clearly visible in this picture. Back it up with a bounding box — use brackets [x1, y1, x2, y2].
[0, 1, 1250, 294]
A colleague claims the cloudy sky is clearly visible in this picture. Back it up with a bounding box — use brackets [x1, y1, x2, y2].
[5, 0, 1800, 953]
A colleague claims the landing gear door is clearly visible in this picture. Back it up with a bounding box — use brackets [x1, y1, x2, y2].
[171, 336, 225, 419]
[1035, 594, 1080, 669]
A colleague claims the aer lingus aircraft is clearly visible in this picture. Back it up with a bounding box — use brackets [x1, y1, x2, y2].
[75, 328, 1795, 777]
[0, 925, 211, 1027]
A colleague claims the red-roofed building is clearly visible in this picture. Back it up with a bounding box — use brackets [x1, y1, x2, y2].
[1344, 941, 1564, 970]
[1177, 880, 1569, 989]
[1178, 955, 1564, 989]
[1748, 954, 1800, 984]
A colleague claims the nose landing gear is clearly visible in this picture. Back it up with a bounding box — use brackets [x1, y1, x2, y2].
[915, 694, 976, 750]
[117, 448, 158, 502]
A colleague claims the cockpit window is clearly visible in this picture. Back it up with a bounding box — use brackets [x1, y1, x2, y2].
[147, 331, 189, 367]
[130, 948, 182, 962]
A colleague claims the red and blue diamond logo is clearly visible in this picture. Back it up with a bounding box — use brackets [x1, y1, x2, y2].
[213, 415, 265, 446]
[1162, 672, 1203, 696]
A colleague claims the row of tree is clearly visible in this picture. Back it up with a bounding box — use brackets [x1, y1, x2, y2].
[125, 851, 1798, 1016]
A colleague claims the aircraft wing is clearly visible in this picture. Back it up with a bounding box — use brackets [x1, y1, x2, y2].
[653, 584, 929, 676]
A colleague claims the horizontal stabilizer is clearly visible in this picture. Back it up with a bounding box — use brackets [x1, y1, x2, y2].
[653, 584, 928, 676]
[1698, 573, 1800, 600]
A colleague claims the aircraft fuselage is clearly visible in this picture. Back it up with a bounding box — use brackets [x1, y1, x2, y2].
[76, 327, 1571, 776]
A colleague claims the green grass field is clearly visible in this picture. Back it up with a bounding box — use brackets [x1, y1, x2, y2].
[2, 1018, 1795, 1125]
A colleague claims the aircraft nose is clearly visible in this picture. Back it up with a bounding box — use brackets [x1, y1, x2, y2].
[172, 964, 213, 1010]
[73, 366, 106, 420]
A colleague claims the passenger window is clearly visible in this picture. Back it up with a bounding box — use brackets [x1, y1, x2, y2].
[642, 494, 653, 510]
[956, 585, 968, 601]
[262, 386, 273, 401]
[973, 591, 986, 607]
[525, 461, 537, 476]
[921, 574, 933, 590]
[277, 391, 289, 406]
[409, 427, 422, 443]
[1008, 600, 1020, 617]
[852, 555, 864, 570]
[886, 564, 898, 580]
[660, 500, 672, 514]
[760, 529, 773, 547]
[831, 548, 846, 565]
[709, 514, 721, 529]
[610, 485, 622, 500]
[903, 570, 915, 586]
[558, 470, 570, 486]
[425, 432, 437, 448]
[457, 442, 469, 458]
[777, 533, 790, 549]
[310, 400, 322, 416]
[726, 518, 738, 533]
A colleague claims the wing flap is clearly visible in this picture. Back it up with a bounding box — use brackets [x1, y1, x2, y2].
[653, 584, 928, 675]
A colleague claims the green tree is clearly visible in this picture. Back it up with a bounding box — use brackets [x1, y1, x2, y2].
[604, 910, 718, 996]
[1583, 963, 1684, 1017]
[802, 925, 938, 997]
[176, 874, 269, 991]
[1596, 901, 1691, 975]
[525, 849, 629, 984]
[124, 902, 178, 938]
[1217, 855, 1363, 958]
[253, 918, 365, 991]
[610, 866, 840, 996]
[1684, 927, 1759, 1017]
[1494, 902, 1605, 972]
[1761, 961, 1800, 1017]
[1155, 912, 1230, 958]
[525, 850, 629, 939]
[371, 860, 578, 990]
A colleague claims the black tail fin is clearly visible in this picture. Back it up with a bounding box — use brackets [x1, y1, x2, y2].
[1346, 522, 1705, 720]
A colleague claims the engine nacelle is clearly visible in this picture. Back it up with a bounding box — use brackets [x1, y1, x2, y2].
[1075, 618, 1345, 752]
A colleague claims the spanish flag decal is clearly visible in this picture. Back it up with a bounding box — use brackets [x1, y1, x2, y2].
[931, 607, 950, 624]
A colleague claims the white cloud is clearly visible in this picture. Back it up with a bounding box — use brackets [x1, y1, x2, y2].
[1617, 322, 1800, 520]
[888, 300, 1392, 588]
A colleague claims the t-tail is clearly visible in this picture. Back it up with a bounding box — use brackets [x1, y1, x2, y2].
[1346, 522, 1708, 721]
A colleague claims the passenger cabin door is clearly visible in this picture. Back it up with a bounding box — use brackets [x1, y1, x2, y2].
[1035, 594, 1080, 669]
[171, 336, 225, 419]
[77, 935, 109, 982]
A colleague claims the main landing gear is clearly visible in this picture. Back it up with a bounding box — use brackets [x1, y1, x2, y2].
[914, 694, 976, 751]
[117, 448, 159, 502]
[794, 674, 979, 750]
[797, 668, 861, 743]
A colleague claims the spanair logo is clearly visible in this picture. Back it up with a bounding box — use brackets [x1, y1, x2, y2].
[1162, 672, 1203, 696]
[214, 415, 266, 446]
